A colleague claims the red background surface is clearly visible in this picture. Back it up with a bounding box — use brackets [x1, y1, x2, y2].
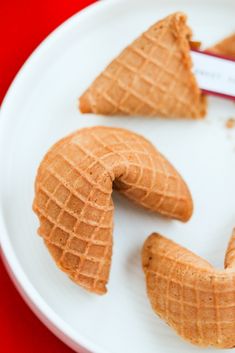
[0, 1, 96, 352]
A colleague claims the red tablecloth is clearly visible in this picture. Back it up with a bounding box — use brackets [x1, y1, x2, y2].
[0, 1, 96, 352]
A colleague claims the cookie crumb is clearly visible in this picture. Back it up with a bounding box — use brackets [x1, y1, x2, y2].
[226, 118, 235, 129]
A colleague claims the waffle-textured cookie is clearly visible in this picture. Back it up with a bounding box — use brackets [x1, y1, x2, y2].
[33, 126, 193, 294]
[208, 33, 235, 58]
[142, 231, 235, 348]
[79, 12, 206, 118]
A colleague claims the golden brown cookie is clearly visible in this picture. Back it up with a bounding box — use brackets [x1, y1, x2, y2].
[142, 231, 235, 348]
[33, 126, 193, 294]
[79, 13, 206, 118]
[208, 33, 235, 58]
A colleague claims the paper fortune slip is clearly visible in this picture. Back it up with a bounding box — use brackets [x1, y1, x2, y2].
[191, 50, 235, 100]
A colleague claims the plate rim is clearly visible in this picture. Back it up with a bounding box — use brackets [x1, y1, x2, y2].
[0, 1, 114, 352]
[1, 0, 235, 352]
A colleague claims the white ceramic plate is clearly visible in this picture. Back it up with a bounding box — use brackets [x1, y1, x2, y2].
[1, 0, 235, 352]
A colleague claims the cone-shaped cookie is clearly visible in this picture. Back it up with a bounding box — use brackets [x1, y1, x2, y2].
[208, 33, 235, 58]
[79, 13, 206, 119]
[142, 231, 235, 348]
[33, 126, 193, 294]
